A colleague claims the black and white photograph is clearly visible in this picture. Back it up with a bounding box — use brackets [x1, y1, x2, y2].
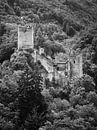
[0, 0, 97, 129]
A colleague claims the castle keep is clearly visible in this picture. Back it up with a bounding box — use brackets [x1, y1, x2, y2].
[18, 25, 34, 50]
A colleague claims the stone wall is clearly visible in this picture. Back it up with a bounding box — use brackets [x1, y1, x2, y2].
[71, 53, 83, 78]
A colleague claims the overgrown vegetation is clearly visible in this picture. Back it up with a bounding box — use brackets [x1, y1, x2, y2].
[0, 0, 97, 130]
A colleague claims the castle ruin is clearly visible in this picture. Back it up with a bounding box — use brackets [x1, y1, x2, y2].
[17, 25, 83, 83]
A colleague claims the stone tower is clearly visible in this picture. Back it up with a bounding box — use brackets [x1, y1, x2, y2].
[71, 53, 83, 78]
[18, 25, 34, 50]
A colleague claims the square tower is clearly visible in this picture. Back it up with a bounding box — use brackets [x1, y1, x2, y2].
[18, 25, 34, 50]
[71, 53, 83, 78]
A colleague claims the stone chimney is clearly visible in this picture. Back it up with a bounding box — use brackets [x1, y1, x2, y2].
[39, 47, 44, 55]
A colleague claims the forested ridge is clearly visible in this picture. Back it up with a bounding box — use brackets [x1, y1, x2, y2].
[1, 0, 97, 130]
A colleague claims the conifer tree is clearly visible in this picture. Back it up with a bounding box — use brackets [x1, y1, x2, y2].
[16, 65, 47, 130]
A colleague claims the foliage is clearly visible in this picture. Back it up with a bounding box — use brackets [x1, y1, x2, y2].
[40, 73, 97, 130]
[0, 51, 48, 130]
[1, 0, 97, 130]
[16, 67, 47, 130]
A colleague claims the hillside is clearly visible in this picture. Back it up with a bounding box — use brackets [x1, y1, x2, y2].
[1, 1, 97, 130]
[0, 0, 97, 76]
[0, 0, 97, 63]
[0, 1, 97, 40]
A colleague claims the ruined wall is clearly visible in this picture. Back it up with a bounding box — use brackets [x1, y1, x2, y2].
[18, 26, 34, 50]
[71, 53, 83, 78]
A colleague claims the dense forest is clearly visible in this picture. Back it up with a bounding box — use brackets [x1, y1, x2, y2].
[1, 0, 97, 130]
